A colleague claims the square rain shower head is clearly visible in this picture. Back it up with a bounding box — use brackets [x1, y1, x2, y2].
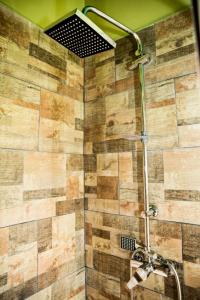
[45, 9, 116, 58]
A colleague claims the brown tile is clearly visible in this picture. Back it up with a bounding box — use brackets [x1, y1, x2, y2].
[0, 4, 33, 49]
[86, 268, 120, 300]
[0, 273, 7, 288]
[165, 190, 200, 201]
[93, 139, 135, 154]
[148, 151, 164, 183]
[37, 218, 52, 253]
[29, 43, 66, 71]
[93, 251, 129, 282]
[97, 176, 118, 200]
[182, 224, 200, 263]
[85, 222, 92, 246]
[92, 228, 110, 240]
[56, 199, 75, 216]
[84, 154, 96, 172]
[75, 198, 84, 230]
[9, 221, 37, 255]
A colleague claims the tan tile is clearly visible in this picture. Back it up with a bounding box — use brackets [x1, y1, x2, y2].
[40, 90, 74, 126]
[24, 151, 66, 191]
[52, 214, 75, 248]
[97, 153, 118, 176]
[0, 97, 39, 150]
[156, 200, 200, 225]
[176, 89, 200, 125]
[0, 227, 9, 256]
[87, 198, 119, 214]
[147, 104, 177, 149]
[0, 185, 23, 210]
[184, 261, 200, 288]
[0, 197, 56, 227]
[164, 148, 200, 190]
[178, 124, 200, 147]
[26, 286, 52, 300]
[67, 60, 84, 91]
[51, 268, 85, 300]
[175, 73, 200, 93]
[8, 243, 37, 288]
[39, 117, 83, 154]
[66, 173, 84, 200]
[119, 152, 134, 188]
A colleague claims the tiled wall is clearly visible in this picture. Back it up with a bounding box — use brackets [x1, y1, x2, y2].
[0, 4, 85, 300]
[84, 9, 200, 300]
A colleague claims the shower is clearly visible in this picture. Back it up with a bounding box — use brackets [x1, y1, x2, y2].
[45, 5, 182, 300]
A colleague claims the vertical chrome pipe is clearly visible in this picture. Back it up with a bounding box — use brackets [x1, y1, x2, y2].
[82, 4, 150, 252]
[139, 62, 151, 253]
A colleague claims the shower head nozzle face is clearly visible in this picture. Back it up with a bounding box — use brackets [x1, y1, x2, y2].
[45, 9, 116, 58]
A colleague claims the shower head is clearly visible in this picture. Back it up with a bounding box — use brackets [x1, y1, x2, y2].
[45, 9, 116, 58]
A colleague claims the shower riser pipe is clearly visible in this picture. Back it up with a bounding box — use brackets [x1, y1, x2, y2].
[139, 63, 151, 253]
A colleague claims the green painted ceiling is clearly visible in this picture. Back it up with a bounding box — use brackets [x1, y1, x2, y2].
[0, 0, 191, 40]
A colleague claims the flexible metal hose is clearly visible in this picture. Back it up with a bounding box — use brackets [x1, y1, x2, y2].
[167, 262, 182, 300]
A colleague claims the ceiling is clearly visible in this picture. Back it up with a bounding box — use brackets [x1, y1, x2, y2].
[0, 0, 191, 40]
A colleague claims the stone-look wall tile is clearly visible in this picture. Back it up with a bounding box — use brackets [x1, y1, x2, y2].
[9, 221, 37, 255]
[97, 176, 119, 200]
[150, 220, 182, 262]
[84, 9, 200, 300]
[24, 151, 66, 192]
[147, 103, 178, 149]
[182, 224, 200, 263]
[0, 3, 84, 299]
[164, 148, 200, 191]
[184, 261, 200, 289]
[51, 269, 85, 300]
[0, 150, 23, 211]
[86, 268, 120, 300]
[37, 218, 52, 253]
[26, 285, 52, 300]
[0, 228, 9, 257]
[97, 153, 118, 177]
[0, 97, 39, 151]
[155, 10, 194, 59]
[39, 90, 83, 154]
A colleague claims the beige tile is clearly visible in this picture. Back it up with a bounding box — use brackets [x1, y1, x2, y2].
[0, 97, 39, 150]
[24, 151, 66, 191]
[0, 227, 9, 256]
[156, 200, 200, 225]
[164, 148, 200, 190]
[184, 261, 200, 288]
[26, 286, 52, 300]
[0, 197, 56, 227]
[8, 242, 37, 288]
[178, 124, 200, 147]
[87, 198, 119, 214]
[176, 89, 200, 125]
[52, 213, 75, 248]
[97, 153, 118, 176]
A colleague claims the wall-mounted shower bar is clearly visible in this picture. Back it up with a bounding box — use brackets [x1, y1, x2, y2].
[82, 6, 143, 56]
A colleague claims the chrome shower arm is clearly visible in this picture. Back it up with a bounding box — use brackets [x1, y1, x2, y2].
[82, 6, 143, 56]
